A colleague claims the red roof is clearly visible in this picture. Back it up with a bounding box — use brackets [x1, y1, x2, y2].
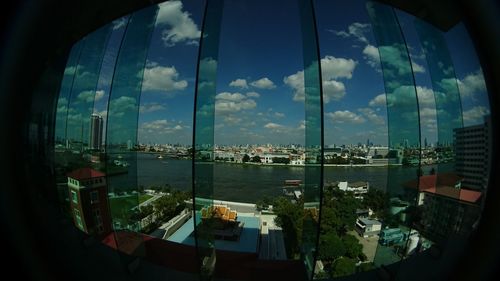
[404, 173, 481, 203]
[67, 168, 105, 180]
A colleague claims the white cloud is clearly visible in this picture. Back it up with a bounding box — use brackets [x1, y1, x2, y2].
[109, 96, 136, 117]
[140, 103, 165, 113]
[215, 92, 246, 102]
[95, 90, 105, 102]
[141, 119, 184, 134]
[284, 69, 346, 103]
[229, 79, 248, 89]
[156, 0, 201, 46]
[462, 106, 490, 125]
[330, 22, 370, 44]
[416, 86, 435, 106]
[77, 90, 104, 103]
[363, 44, 380, 69]
[322, 80, 346, 102]
[369, 94, 386, 107]
[411, 61, 426, 73]
[358, 108, 385, 125]
[223, 116, 242, 125]
[456, 70, 486, 99]
[264, 122, 284, 129]
[321, 56, 357, 80]
[378, 45, 425, 75]
[215, 91, 257, 114]
[250, 77, 276, 89]
[326, 110, 365, 124]
[246, 92, 260, 98]
[274, 112, 285, 118]
[112, 17, 127, 30]
[142, 64, 187, 93]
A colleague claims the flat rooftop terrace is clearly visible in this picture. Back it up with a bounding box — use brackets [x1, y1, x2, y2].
[167, 214, 260, 253]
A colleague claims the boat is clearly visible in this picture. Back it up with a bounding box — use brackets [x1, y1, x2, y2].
[284, 179, 302, 186]
[157, 155, 163, 159]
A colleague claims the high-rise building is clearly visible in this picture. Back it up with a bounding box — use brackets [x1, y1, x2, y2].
[67, 168, 111, 236]
[89, 114, 103, 150]
[454, 116, 492, 191]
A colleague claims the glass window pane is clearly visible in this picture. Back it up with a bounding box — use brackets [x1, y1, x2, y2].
[366, 1, 421, 272]
[105, 5, 158, 256]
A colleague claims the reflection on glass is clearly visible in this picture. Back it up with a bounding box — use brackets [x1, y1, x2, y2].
[414, 18, 467, 245]
[66, 25, 112, 153]
[298, 0, 323, 278]
[105, 5, 158, 256]
[366, 1, 421, 271]
[54, 40, 85, 213]
[193, 0, 223, 277]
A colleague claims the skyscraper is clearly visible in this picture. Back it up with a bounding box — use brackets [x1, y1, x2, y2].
[90, 114, 103, 150]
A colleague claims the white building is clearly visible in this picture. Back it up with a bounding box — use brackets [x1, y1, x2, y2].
[355, 217, 382, 238]
[338, 181, 369, 199]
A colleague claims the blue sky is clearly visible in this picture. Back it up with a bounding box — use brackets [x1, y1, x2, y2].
[85, 0, 490, 146]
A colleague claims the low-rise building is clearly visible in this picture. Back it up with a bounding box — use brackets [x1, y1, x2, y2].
[67, 168, 112, 236]
[338, 181, 369, 199]
[355, 217, 382, 238]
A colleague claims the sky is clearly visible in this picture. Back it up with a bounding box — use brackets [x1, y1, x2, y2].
[68, 0, 490, 147]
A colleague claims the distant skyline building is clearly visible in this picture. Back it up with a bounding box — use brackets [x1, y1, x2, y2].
[454, 116, 492, 191]
[90, 114, 103, 150]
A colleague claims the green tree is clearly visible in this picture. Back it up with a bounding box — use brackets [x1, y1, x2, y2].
[273, 197, 302, 258]
[319, 232, 345, 261]
[331, 258, 356, 278]
[251, 155, 261, 163]
[242, 154, 250, 163]
[342, 234, 363, 259]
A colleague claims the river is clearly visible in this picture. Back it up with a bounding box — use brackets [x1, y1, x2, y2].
[110, 153, 449, 203]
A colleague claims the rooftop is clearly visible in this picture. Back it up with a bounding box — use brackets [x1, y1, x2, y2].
[67, 168, 105, 180]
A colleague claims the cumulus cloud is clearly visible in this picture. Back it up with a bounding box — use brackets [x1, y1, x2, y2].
[250, 77, 276, 89]
[321, 56, 357, 80]
[358, 108, 385, 125]
[108, 96, 136, 117]
[229, 78, 248, 89]
[215, 92, 246, 102]
[215, 91, 257, 114]
[156, 0, 201, 46]
[284, 56, 354, 104]
[330, 22, 370, 44]
[142, 64, 188, 93]
[416, 86, 435, 106]
[141, 119, 184, 134]
[462, 106, 490, 125]
[246, 92, 260, 98]
[453, 70, 486, 99]
[274, 112, 285, 118]
[264, 122, 285, 129]
[369, 93, 386, 107]
[326, 110, 366, 124]
[76, 90, 105, 103]
[363, 44, 380, 69]
[140, 102, 165, 113]
[378, 45, 425, 75]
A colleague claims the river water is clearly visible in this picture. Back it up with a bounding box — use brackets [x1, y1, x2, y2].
[112, 153, 446, 203]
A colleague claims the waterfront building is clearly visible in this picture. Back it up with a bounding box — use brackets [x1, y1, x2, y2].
[404, 174, 482, 243]
[338, 181, 369, 199]
[67, 168, 112, 236]
[454, 116, 492, 191]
